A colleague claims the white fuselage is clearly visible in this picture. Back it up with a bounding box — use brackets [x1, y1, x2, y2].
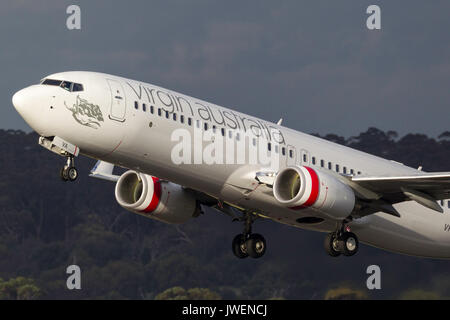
[13, 71, 450, 258]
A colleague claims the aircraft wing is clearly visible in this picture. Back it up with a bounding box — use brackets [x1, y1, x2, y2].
[352, 172, 450, 198]
[350, 172, 450, 214]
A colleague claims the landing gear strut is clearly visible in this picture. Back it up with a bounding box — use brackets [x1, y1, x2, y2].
[60, 156, 78, 182]
[231, 212, 266, 259]
[324, 223, 359, 257]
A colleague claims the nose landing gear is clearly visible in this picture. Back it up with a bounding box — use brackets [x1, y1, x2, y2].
[60, 156, 78, 182]
[38, 136, 80, 182]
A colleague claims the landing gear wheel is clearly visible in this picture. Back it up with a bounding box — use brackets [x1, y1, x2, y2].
[232, 234, 249, 259]
[60, 156, 77, 182]
[67, 167, 78, 181]
[324, 233, 341, 257]
[338, 232, 359, 257]
[245, 233, 266, 259]
[60, 167, 69, 181]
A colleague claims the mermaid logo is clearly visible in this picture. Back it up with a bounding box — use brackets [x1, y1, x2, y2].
[65, 95, 104, 129]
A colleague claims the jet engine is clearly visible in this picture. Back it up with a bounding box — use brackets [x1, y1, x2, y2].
[273, 166, 355, 219]
[115, 170, 199, 224]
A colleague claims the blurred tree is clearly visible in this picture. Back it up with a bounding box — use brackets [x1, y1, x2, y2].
[155, 286, 221, 300]
[324, 286, 368, 300]
[399, 289, 442, 300]
[0, 277, 42, 300]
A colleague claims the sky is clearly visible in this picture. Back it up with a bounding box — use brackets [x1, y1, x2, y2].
[1, 0, 449, 138]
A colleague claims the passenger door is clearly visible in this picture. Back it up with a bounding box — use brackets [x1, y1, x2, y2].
[107, 79, 126, 122]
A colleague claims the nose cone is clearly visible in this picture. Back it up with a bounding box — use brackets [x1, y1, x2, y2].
[12, 88, 28, 114]
[12, 86, 48, 135]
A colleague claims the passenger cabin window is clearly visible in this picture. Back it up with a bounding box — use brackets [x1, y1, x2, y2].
[180, 115, 184, 123]
[328, 162, 332, 170]
[335, 164, 340, 173]
[150, 106, 154, 114]
[188, 118, 192, 126]
[142, 103, 147, 112]
[312, 157, 316, 165]
[173, 113, 177, 121]
[303, 154, 308, 163]
[343, 167, 347, 174]
[282, 147, 286, 155]
[158, 108, 162, 116]
[289, 150, 293, 158]
[165, 111, 169, 119]
[320, 159, 324, 168]
[134, 101, 139, 110]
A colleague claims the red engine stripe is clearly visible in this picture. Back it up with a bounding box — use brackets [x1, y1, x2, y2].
[302, 166, 319, 207]
[142, 177, 161, 213]
[289, 166, 319, 210]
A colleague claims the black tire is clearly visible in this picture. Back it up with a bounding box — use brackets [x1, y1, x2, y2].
[232, 234, 248, 259]
[67, 167, 78, 182]
[339, 232, 359, 257]
[245, 233, 266, 259]
[60, 167, 69, 181]
[324, 233, 341, 257]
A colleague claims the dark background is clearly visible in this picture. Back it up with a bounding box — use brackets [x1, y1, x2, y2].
[0, 128, 449, 299]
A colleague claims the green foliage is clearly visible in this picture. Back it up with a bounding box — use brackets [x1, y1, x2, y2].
[0, 277, 42, 300]
[155, 286, 221, 300]
[399, 289, 442, 300]
[324, 286, 368, 300]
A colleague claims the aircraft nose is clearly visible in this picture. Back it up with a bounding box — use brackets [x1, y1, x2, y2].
[12, 88, 27, 113]
[12, 86, 49, 135]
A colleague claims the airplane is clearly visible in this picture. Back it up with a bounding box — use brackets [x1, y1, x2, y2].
[12, 71, 450, 259]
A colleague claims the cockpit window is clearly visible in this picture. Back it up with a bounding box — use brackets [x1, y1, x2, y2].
[42, 79, 62, 86]
[41, 79, 84, 92]
[72, 83, 84, 92]
[60, 81, 72, 91]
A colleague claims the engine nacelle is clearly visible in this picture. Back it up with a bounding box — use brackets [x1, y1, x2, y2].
[115, 170, 198, 224]
[273, 166, 355, 220]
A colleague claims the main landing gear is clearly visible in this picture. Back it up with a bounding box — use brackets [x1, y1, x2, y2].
[60, 156, 78, 182]
[232, 212, 266, 259]
[324, 223, 359, 257]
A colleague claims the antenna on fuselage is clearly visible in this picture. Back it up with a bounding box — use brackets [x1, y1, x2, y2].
[277, 118, 283, 125]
